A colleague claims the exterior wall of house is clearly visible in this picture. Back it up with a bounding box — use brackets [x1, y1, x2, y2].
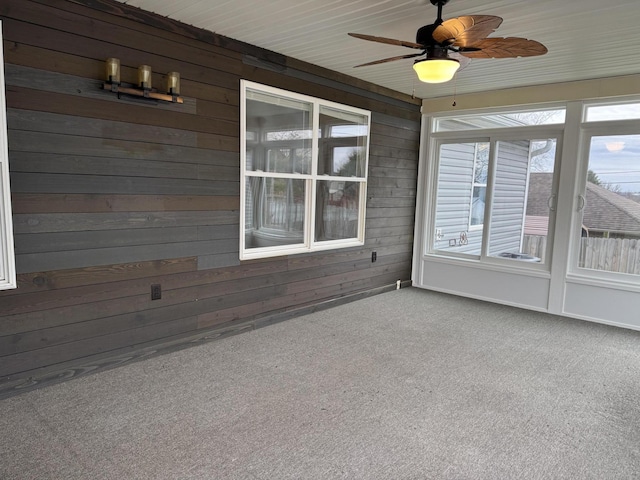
[488, 140, 531, 256]
[433, 142, 482, 254]
[433, 141, 530, 256]
[0, 0, 421, 387]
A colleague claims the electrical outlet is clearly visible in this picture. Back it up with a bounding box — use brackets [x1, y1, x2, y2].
[151, 284, 162, 300]
[371, 251, 377, 263]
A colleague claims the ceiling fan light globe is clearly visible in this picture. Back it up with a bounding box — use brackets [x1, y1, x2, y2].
[413, 58, 460, 83]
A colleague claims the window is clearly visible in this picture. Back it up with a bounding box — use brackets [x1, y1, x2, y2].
[430, 108, 563, 265]
[575, 101, 640, 277]
[434, 108, 566, 132]
[576, 132, 640, 276]
[241, 81, 370, 259]
[0, 22, 16, 290]
[585, 102, 640, 122]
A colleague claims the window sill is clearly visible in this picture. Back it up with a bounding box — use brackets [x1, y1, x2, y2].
[424, 252, 551, 278]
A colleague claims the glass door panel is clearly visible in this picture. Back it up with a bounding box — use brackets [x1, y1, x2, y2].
[577, 134, 640, 275]
[432, 142, 488, 257]
[432, 138, 558, 265]
[487, 139, 558, 264]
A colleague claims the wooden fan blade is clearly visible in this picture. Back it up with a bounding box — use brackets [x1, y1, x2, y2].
[433, 15, 503, 47]
[459, 37, 548, 58]
[354, 52, 424, 68]
[348, 33, 423, 50]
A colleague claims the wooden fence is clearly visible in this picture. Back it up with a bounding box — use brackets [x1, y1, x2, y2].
[522, 235, 547, 261]
[579, 237, 640, 274]
[523, 235, 640, 275]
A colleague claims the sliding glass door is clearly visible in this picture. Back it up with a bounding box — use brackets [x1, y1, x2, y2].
[576, 133, 640, 275]
[433, 138, 559, 264]
[563, 103, 640, 326]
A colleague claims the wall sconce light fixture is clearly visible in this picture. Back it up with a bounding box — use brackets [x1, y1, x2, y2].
[105, 58, 121, 87]
[102, 58, 183, 104]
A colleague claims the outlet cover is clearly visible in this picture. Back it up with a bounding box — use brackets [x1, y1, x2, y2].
[151, 284, 162, 300]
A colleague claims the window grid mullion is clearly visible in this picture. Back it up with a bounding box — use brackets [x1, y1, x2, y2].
[309, 99, 320, 248]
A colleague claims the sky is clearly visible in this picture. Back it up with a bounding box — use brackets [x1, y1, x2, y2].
[589, 135, 640, 192]
[585, 102, 640, 193]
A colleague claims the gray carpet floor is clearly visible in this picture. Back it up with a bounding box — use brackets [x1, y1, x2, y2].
[1, 287, 640, 480]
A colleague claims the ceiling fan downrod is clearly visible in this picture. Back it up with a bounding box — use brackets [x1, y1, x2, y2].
[430, 0, 450, 24]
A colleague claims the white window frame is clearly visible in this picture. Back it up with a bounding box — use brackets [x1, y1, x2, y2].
[567, 100, 640, 284]
[0, 21, 16, 290]
[425, 106, 565, 269]
[240, 80, 370, 260]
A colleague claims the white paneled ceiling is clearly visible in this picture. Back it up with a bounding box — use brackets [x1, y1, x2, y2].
[116, 0, 640, 100]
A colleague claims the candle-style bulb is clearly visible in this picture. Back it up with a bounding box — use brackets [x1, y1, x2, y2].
[138, 65, 152, 89]
[105, 58, 120, 84]
[166, 72, 180, 96]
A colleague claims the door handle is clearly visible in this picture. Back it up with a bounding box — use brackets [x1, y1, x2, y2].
[577, 194, 585, 212]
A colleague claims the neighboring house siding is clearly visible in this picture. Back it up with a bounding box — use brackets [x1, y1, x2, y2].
[488, 140, 530, 256]
[434, 143, 482, 254]
[434, 140, 530, 256]
[0, 0, 421, 386]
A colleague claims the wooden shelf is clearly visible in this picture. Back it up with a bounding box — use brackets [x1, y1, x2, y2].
[102, 82, 183, 104]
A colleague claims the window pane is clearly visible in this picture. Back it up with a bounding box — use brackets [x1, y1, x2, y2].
[434, 109, 565, 132]
[585, 103, 640, 122]
[473, 146, 489, 184]
[433, 139, 557, 263]
[246, 89, 312, 174]
[318, 106, 368, 177]
[315, 181, 360, 241]
[245, 177, 305, 249]
[487, 140, 556, 264]
[433, 142, 485, 256]
[266, 148, 310, 174]
[470, 186, 486, 226]
[578, 134, 640, 275]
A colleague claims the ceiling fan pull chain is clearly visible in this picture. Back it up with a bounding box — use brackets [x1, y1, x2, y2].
[452, 74, 457, 107]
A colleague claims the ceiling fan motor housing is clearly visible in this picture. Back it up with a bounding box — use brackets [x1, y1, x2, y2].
[416, 24, 440, 46]
[425, 45, 451, 60]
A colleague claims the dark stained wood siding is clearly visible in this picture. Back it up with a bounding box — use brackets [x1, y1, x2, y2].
[0, 0, 421, 384]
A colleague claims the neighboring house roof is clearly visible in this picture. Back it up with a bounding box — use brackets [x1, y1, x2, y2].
[583, 182, 640, 234]
[526, 172, 640, 235]
[526, 172, 554, 217]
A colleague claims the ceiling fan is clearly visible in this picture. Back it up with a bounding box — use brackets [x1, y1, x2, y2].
[348, 0, 547, 83]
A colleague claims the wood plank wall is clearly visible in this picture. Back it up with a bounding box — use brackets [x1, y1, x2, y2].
[0, 0, 422, 386]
